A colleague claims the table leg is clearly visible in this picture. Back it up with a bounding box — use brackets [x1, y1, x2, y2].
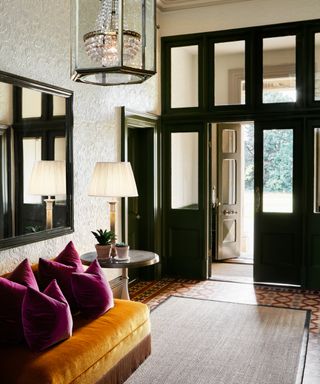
[121, 267, 130, 300]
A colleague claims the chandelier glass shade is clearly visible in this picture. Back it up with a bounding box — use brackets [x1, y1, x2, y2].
[71, 0, 156, 86]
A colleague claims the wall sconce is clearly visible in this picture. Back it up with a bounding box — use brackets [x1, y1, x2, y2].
[29, 161, 66, 230]
[71, 0, 156, 86]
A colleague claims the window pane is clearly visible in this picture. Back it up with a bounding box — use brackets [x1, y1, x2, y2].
[171, 46, 198, 108]
[23, 138, 42, 204]
[123, 0, 142, 68]
[263, 129, 293, 213]
[0, 127, 9, 239]
[314, 128, 320, 212]
[53, 96, 66, 116]
[145, 0, 155, 71]
[315, 33, 320, 101]
[54, 137, 66, 203]
[222, 159, 237, 204]
[22, 88, 42, 118]
[214, 40, 245, 106]
[171, 132, 198, 209]
[263, 36, 296, 104]
[0, 82, 13, 125]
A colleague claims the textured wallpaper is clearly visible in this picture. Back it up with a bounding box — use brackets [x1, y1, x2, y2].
[0, 0, 159, 277]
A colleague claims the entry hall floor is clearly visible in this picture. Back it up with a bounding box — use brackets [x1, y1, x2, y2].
[130, 278, 320, 384]
[211, 262, 253, 284]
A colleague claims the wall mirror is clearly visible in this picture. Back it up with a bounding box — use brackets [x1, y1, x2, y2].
[0, 70, 73, 249]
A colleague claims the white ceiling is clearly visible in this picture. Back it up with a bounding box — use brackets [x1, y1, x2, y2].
[157, 0, 255, 12]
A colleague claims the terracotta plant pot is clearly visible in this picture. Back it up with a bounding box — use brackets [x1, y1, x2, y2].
[115, 245, 130, 260]
[95, 244, 111, 260]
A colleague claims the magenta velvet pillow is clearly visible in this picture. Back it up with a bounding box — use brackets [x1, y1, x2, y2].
[72, 259, 114, 319]
[22, 279, 73, 352]
[55, 241, 84, 272]
[9, 258, 39, 290]
[0, 277, 27, 344]
[38, 258, 78, 312]
[0, 259, 39, 344]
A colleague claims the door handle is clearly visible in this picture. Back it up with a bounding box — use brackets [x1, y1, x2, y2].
[223, 209, 238, 216]
[255, 186, 261, 212]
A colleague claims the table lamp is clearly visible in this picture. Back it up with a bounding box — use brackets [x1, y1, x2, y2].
[88, 162, 138, 255]
[29, 160, 66, 230]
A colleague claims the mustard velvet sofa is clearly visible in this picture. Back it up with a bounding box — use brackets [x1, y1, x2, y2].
[0, 265, 151, 384]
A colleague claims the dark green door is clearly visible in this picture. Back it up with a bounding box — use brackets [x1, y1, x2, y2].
[127, 128, 155, 251]
[306, 120, 320, 289]
[164, 123, 209, 279]
[254, 119, 303, 285]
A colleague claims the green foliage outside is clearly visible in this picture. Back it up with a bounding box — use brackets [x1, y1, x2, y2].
[244, 124, 293, 193]
[244, 89, 295, 193]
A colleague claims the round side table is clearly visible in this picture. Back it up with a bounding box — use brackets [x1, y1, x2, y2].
[81, 250, 159, 300]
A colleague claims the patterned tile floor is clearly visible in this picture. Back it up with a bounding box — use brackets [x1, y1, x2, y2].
[129, 278, 320, 384]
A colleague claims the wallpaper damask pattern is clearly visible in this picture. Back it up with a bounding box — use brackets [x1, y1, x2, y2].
[0, 0, 159, 277]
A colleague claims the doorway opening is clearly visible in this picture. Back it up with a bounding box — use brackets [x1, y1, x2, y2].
[211, 121, 254, 283]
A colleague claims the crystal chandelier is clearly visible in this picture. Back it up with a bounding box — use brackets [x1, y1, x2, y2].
[83, 0, 141, 68]
[71, 0, 156, 86]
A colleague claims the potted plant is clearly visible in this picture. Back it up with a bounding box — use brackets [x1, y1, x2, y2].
[91, 229, 116, 260]
[115, 242, 130, 260]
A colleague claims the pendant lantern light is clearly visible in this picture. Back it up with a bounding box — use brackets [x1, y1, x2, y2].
[71, 0, 156, 86]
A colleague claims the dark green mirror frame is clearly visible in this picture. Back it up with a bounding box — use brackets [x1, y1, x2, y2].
[0, 70, 74, 250]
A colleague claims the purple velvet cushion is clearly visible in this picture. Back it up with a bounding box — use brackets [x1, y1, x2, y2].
[9, 258, 39, 290]
[55, 241, 84, 272]
[72, 259, 114, 318]
[38, 258, 78, 312]
[0, 278, 27, 344]
[22, 279, 73, 352]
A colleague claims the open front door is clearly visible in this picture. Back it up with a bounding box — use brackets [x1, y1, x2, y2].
[216, 124, 242, 260]
[254, 120, 302, 285]
[163, 123, 209, 279]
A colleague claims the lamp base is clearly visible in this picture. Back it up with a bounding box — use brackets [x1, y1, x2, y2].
[44, 198, 54, 230]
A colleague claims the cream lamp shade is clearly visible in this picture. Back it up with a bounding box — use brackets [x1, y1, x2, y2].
[88, 162, 138, 197]
[88, 162, 138, 259]
[29, 160, 66, 196]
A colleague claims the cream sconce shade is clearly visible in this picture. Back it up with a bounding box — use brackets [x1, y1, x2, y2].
[88, 162, 138, 255]
[29, 160, 66, 229]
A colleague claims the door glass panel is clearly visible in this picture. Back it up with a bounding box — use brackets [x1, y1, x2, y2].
[171, 132, 199, 209]
[222, 129, 236, 153]
[222, 159, 236, 204]
[171, 46, 198, 108]
[314, 128, 320, 212]
[214, 40, 245, 106]
[315, 33, 320, 101]
[263, 36, 296, 104]
[22, 88, 42, 118]
[23, 137, 42, 204]
[263, 129, 293, 212]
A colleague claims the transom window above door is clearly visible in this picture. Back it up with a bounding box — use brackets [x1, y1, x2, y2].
[162, 19, 320, 113]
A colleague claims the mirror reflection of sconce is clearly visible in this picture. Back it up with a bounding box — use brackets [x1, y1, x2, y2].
[0, 69, 74, 250]
[29, 161, 66, 230]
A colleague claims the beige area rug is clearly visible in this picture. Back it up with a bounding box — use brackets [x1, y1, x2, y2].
[125, 296, 309, 384]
